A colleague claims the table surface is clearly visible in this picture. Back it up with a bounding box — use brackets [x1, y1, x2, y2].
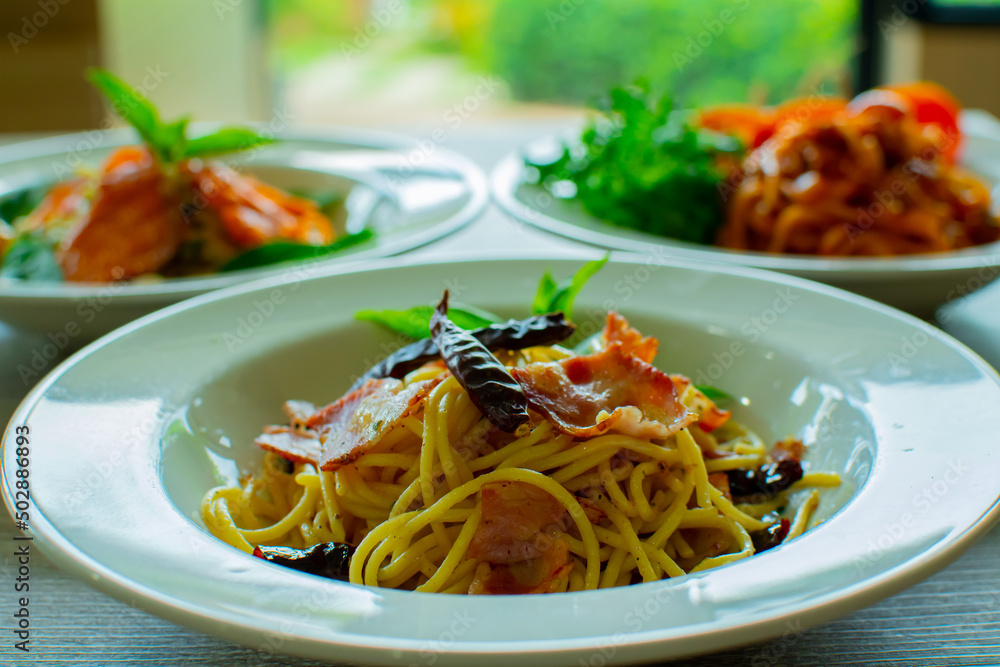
[1, 123, 999, 667]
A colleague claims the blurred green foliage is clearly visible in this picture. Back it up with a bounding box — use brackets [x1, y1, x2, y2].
[267, 0, 856, 106]
[485, 0, 855, 106]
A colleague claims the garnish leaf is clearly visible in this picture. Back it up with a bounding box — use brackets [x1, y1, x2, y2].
[357, 304, 499, 340]
[532, 272, 558, 316]
[87, 67, 276, 165]
[87, 68, 173, 163]
[0, 234, 63, 281]
[695, 384, 731, 401]
[183, 127, 276, 159]
[219, 229, 374, 272]
[532, 255, 609, 320]
[526, 81, 742, 244]
[0, 187, 47, 225]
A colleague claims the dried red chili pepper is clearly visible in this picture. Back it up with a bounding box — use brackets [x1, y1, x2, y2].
[430, 291, 531, 435]
[751, 518, 791, 553]
[725, 460, 803, 503]
[350, 312, 575, 392]
[252, 543, 354, 581]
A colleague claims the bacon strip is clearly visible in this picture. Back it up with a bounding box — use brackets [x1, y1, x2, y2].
[282, 400, 316, 430]
[510, 344, 697, 439]
[672, 379, 731, 433]
[255, 426, 322, 465]
[316, 377, 441, 471]
[467, 482, 571, 595]
[256, 378, 439, 469]
[602, 312, 658, 363]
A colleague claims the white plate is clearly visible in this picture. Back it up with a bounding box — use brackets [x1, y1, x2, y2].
[0, 125, 488, 339]
[3, 256, 1000, 666]
[492, 114, 1000, 318]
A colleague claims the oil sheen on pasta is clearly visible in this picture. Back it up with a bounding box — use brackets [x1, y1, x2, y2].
[202, 314, 839, 594]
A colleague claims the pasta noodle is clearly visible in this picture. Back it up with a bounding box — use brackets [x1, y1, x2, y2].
[717, 106, 1000, 256]
[202, 315, 839, 595]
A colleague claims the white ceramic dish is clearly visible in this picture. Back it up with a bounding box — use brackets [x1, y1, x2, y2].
[0, 125, 488, 339]
[492, 113, 1000, 318]
[3, 255, 1000, 666]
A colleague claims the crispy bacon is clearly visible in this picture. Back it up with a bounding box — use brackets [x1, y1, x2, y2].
[467, 482, 571, 595]
[602, 312, 658, 363]
[771, 437, 804, 462]
[282, 400, 317, 431]
[510, 343, 697, 439]
[316, 377, 441, 471]
[670, 375, 731, 433]
[254, 378, 439, 470]
[256, 426, 322, 464]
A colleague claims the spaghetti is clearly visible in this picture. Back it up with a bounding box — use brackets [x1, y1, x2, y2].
[716, 102, 1000, 256]
[202, 313, 838, 594]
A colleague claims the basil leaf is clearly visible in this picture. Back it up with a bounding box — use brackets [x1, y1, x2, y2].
[0, 234, 63, 281]
[219, 229, 374, 273]
[532, 271, 558, 315]
[534, 255, 608, 320]
[695, 384, 731, 401]
[87, 68, 276, 165]
[86, 68, 173, 163]
[356, 304, 498, 340]
[157, 117, 190, 163]
[183, 127, 276, 160]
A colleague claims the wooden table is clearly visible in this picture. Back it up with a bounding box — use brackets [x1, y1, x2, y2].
[1, 124, 999, 666]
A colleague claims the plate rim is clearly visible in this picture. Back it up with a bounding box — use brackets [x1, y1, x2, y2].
[5, 253, 1000, 665]
[0, 124, 489, 299]
[490, 138, 1000, 276]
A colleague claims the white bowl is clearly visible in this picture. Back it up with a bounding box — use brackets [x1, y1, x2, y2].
[0, 125, 488, 340]
[492, 115, 1000, 318]
[4, 255, 1000, 665]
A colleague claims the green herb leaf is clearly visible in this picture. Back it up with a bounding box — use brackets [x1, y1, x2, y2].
[0, 234, 63, 281]
[0, 187, 48, 225]
[219, 229, 374, 273]
[533, 255, 608, 320]
[182, 127, 276, 160]
[356, 304, 498, 340]
[526, 81, 742, 244]
[695, 384, 731, 401]
[86, 68, 174, 163]
[532, 271, 558, 315]
[87, 68, 277, 165]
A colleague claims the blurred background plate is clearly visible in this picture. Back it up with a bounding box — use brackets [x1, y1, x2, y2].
[0, 125, 488, 339]
[491, 113, 1000, 319]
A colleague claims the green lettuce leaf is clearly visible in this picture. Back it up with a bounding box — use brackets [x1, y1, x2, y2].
[219, 229, 374, 272]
